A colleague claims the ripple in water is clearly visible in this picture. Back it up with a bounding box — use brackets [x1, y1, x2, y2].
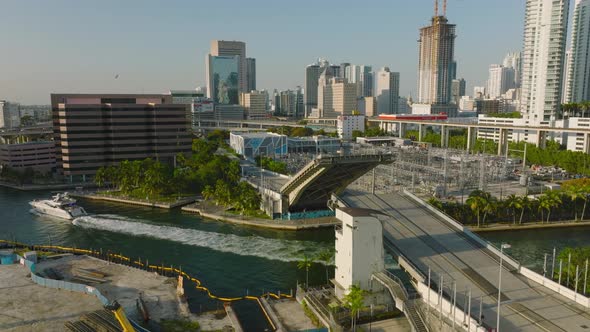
[73, 214, 332, 263]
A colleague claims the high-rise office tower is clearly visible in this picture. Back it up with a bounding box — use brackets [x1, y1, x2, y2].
[330, 65, 341, 79]
[566, 0, 590, 103]
[487, 64, 516, 99]
[503, 52, 522, 88]
[340, 63, 350, 80]
[295, 86, 305, 118]
[417, 2, 456, 104]
[563, 48, 573, 103]
[304, 59, 331, 116]
[0, 101, 20, 128]
[210, 40, 247, 93]
[50, 94, 191, 181]
[520, 0, 570, 122]
[246, 58, 256, 92]
[348, 65, 373, 97]
[206, 55, 240, 105]
[451, 78, 466, 104]
[376, 67, 400, 114]
[240, 91, 266, 119]
[316, 74, 357, 118]
[449, 61, 457, 80]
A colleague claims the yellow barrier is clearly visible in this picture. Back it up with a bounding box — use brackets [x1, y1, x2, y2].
[0, 239, 294, 305]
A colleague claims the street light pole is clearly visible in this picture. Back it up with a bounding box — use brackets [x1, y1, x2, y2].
[497, 243, 511, 332]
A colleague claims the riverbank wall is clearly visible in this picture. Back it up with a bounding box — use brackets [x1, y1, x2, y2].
[181, 204, 339, 231]
[71, 192, 197, 209]
[0, 181, 96, 191]
[470, 220, 590, 232]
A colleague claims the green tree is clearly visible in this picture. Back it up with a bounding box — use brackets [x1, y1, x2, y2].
[543, 190, 562, 223]
[351, 130, 364, 139]
[342, 285, 366, 332]
[427, 197, 443, 210]
[504, 194, 521, 225]
[466, 190, 493, 227]
[20, 115, 35, 126]
[315, 248, 335, 284]
[555, 247, 590, 289]
[567, 186, 585, 221]
[518, 196, 530, 224]
[94, 167, 107, 188]
[537, 196, 551, 223]
[297, 254, 313, 288]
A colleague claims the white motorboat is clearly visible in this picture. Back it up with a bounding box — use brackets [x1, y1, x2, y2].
[30, 192, 87, 220]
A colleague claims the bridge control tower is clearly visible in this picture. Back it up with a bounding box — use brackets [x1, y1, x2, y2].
[334, 207, 388, 304]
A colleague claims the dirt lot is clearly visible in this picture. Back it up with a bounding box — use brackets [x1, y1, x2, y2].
[36, 255, 186, 325]
[0, 263, 103, 332]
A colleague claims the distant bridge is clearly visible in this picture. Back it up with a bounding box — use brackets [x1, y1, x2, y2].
[247, 153, 394, 216]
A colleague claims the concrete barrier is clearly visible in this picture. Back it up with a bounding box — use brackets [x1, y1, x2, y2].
[417, 281, 486, 332]
[403, 190, 521, 271]
[520, 267, 590, 308]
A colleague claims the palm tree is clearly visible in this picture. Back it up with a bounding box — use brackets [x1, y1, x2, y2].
[297, 254, 312, 288]
[567, 186, 585, 221]
[545, 191, 562, 223]
[504, 195, 520, 225]
[343, 285, 366, 332]
[94, 167, 106, 188]
[466, 195, 485, 228]
[315, 248, 335, 284]
[582, 101, 590, 118]
[481, 196, 497, 226]
[537, 196, 551, 223]
[519, 196, 530, 224]
[581, 186, 590, 221]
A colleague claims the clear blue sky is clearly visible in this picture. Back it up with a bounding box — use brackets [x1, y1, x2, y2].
[1, 0, 529, 104]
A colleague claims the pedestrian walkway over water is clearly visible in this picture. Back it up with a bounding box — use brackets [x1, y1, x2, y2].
[340, 190, 590, 332]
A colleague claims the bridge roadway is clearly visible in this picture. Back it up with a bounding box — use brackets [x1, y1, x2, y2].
[341, 190, 590, 332]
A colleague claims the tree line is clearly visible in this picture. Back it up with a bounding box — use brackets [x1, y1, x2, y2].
[95, 132, 262, 215]
[428, 178, 590, 227]
[255, 156, 288, 175]
[401, 127, 590, 176]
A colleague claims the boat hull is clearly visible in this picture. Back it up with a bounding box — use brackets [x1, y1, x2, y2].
[30, 201, 76, 220]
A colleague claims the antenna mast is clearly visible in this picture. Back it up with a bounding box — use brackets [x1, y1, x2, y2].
[443, 0, 447, 16]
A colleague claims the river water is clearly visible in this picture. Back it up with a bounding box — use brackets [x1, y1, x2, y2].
[1, 187, 589, 330]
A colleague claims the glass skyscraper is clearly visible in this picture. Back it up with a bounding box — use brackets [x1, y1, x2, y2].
[206, 55, 239, 105]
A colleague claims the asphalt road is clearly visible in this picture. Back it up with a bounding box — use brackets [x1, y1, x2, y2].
[342, 190, 590, 332]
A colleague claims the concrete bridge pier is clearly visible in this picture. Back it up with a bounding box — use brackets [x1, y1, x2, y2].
[398, 122, 406, 139]
[466, 126, 476, 152]
[440, 125, 449, 148]
[497, 128, 508, 156]
[418, 124, 425, 142]
[537, 130, 547, 149]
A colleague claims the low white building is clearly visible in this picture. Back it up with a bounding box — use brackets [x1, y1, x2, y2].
[475, 115, 590, 152]
[334, 207, 386, 303]
[229, 132, 288, 158]
[337, 115, 365, 140]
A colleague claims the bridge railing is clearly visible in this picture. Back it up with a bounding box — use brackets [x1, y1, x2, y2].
[402, 189, 521, 271]
[381, 270, 413, 300]
[383, 236, 426, 283]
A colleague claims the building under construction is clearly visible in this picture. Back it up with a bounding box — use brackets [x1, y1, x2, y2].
[417, 0, 456, 105]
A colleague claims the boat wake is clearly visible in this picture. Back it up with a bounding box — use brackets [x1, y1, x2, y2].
[73, 214, 332, 263]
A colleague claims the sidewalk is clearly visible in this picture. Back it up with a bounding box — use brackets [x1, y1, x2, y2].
[469, 220, 590, 232]
[182, 201, 339, 231]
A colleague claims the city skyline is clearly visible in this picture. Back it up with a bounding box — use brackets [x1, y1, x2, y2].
[1, 0, 542, 104]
